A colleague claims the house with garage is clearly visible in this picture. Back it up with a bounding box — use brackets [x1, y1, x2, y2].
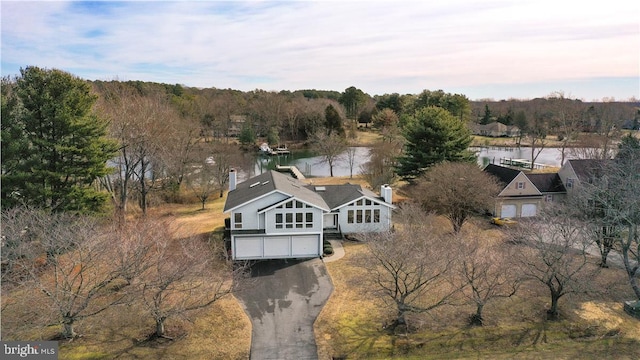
[223, 169, 395, 260]
[483, 164, 566, 218]
[558, 159, 606, 194]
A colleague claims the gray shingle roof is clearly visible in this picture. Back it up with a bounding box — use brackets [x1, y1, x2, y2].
[567, 159, 607, 182]
[305, 184, 385, 210]
[483, 163, 521, 185]
[526, 173, 566, 193]
[223, 170, 329, 212]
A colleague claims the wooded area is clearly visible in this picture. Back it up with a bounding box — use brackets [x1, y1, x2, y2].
[1, 67, 639, 358]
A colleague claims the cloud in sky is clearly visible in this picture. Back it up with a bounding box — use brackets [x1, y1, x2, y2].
[2, 0, 638, 100]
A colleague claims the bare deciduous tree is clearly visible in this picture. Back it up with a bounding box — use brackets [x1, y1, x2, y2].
[355, 206, 459, 332]
[136, 225, 247, 338]
[344, 143, 358, 179]
[511, 208, 598, 319]
[361, 139, 403, 190]
[578, 138, 640, 298]
[453, 235, 521, 326]
[1, 207, 128, 338]
[310, 130, 346, 177]
[413, 162, 501, 233]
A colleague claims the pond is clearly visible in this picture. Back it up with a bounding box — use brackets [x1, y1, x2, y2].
[254, 147, 371, 178]
[249, 146, 590, 180]
[472, 146, 571, 168]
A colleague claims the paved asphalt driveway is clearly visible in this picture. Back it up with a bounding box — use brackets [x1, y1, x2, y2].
[236, 258, 333, 360]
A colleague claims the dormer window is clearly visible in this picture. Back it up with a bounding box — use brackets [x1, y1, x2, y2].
[516, 182, 525, 189]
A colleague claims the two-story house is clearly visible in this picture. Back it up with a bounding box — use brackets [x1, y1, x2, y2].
[557, 159, 606, 194]
[484, 164, 566, 218]
[223, 169, 394, 260]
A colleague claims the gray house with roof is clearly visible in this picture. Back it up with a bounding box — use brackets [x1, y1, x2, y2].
[484, 164, 566, 218]
[223, 170, 394, 260]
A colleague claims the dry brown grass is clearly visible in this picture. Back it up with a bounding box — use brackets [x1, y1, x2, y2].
[355, 128, 383, 146]
[314, 218, 640, 359]
[2, 193, 251, 360]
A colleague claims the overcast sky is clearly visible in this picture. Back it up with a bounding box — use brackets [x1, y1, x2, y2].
[2, 0, 638, 101]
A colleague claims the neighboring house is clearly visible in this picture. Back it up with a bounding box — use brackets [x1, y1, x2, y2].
[558, 159, 606, 194]
[227, 115, 246, 137]
[484, 164, 566, 218]
[223, 169, 394, 260]
[472, 122, 520, 137]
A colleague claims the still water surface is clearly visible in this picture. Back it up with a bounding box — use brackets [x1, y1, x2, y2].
[252, 146, 585, 178]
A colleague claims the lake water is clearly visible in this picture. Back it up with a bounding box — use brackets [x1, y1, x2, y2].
[472, 146, 571, 168]
[254, 147, 371, 178]
[252, 146, 585, 179]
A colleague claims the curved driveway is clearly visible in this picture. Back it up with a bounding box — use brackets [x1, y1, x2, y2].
[236, 258, 333, 360]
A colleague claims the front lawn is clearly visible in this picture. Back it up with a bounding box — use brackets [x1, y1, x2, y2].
[314, 220, 640, 359]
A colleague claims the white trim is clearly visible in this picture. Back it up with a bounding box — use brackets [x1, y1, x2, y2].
[498, 173, 542, 197]
[258, 196, 330, 214]
[332, 195, 395, 211]
[224, 189, 284, 213]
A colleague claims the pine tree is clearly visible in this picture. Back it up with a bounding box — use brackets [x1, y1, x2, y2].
[1, 67, 117, 212]
[396, 106, 475, 181]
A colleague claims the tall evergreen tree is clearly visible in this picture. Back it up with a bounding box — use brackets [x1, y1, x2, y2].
[480, 104, 492, 125]
[396, 106, 475, 181]
[1, 67, 117, 212]
[324, 104, 345, 136]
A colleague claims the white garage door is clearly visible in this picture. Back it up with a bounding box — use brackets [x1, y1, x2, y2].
[521, 204, 537, 217]
[234, 235, 321, 260]
[501, 204, 517, 218]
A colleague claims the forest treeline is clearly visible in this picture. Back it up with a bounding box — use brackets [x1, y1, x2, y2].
[2, 67, 639, 215]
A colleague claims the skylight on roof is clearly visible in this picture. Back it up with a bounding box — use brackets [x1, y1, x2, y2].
[262, 181, 270, 185]
[315, 186, 326, 191]
[249, 182, 260, 188]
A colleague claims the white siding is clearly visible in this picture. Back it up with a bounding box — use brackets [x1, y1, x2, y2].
[230, 192, 288, 230]
[337, 198, 393, 233]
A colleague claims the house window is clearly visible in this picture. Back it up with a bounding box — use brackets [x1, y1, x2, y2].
[356, 210, 363, 223]
[365, 209, 372, 223]
[275, 213, 283, 229]
[296, 201, 303, 208]
[545, 194, 553, 202]
[348, 210, 354, 223]
[286, 213, 293, 228]
[365, 199, 372, 206]
[373, 209, 380, 223]
[285, 201, 293, 208]
[566, 178, 574, 189]
[306, 213, 313, 228]
[234, 213, 242, 229]
[356, 199, 363, 206]
[296, 213, 303, 228]
[516, 182, 525, 189]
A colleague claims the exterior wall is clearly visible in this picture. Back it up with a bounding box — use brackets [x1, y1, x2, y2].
[558, 163, 578, 194]
[231, 234, 321, 260]
[499, 173, 541, 197]
[494, 196, 542, 218]
[494, 192, 565, 218]
[336, 197, 392, 233]
[263, 199, 325, 235]
[230, 192, 288, 230]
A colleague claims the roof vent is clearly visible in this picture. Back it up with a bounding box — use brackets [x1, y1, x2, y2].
[315, 186, 326, 191]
